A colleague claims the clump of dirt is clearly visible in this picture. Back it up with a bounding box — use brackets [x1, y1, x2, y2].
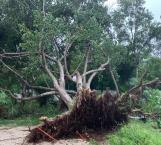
[27, 90, 128, 143]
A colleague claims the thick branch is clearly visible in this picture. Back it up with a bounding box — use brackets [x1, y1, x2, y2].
[76, 71, 83, 91]
[42, 52, 73, 109]
[44, 54, 65, 88]
[121, 71, 147, 98]
[0, 52, 39, 59]
[0, 60, 57, 92]
[57, 61, 65, 88]
[63, 43, 74, 81]
[82, 68, 105, 76]
[117, 77, 161, 104]
[109, 66, 120, 97]
[82, 48, 90, 86]
[0, 88, 58, 101]
[0, 60, 30, 86]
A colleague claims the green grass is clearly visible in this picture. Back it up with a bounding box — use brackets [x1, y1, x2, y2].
[108, 120, 161, 145]
[0, 116, 40, 127]
[0, 102, 60, 127]
[0, 111, 60, 127]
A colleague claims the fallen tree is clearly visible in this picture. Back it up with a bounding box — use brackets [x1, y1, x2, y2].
[1, 28, 161, 144]
[27, 89, 128, 143]
[1, 1, 161, 143]
[25, 77, 161, 143]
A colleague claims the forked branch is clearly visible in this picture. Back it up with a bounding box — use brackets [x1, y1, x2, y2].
[86, 57, 110, 89]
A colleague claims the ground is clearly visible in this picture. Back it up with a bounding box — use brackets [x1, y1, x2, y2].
[0, 126, 89, 145]
[0, 120, 160, 145]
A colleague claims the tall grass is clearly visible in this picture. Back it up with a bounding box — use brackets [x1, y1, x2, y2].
[108, 120, 161, 145]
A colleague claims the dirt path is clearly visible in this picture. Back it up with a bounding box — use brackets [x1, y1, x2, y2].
[0, 126, 88, 145]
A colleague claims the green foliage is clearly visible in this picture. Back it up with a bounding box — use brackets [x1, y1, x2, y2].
[141, 89, 161, 113]
[111, 0, 157, 83]
[108, 121, 161, 145]
[0, 91, 11, 105]
[138, 57, 161, 80]
[0, 91, 21, 118]
[89, 139, 100, 145]
[0, 117, 39, 126]
[0, 100, 60, 126]
[1, 0, 161, 123]
[156, 120, 161, 129]
[1, 0, 161, 90]
[0, 90, 59, 119]
[15, 0, 114, 89]
[129, 77, 139, 86]
[0, 104, 60, 127]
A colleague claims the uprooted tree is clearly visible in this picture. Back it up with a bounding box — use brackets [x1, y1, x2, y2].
[1, 0, 161, 143]
[1, 48, 161, 143]
[1, 30, 161, 145]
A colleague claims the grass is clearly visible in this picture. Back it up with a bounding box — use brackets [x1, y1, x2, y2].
[0, 111, 60, 127]
[107, 120, 161, 145]
[0, 102, 60, 127]
[0, 110, 61, 127]
[0, 116, 40, 127]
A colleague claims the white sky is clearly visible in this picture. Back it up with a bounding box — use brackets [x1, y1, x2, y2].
[145, 0, 161, 21]
[105, 0, 161, 21]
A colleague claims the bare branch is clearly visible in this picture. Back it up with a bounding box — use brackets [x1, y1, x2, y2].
[70, 52, 87, 78]
[142, 78, 161, 88]
[83, 48, 90, 85]
[71, 61, 83, 76]
[57, 60, 65, 88]
[86, 58, 110, 89]
[121, 71, 147, 98]
[42, 52, 73, 109]
[42, 52, 59, 88]
[82, 68, 105, 76]
[0, 59, 30, 86]
[116, 73, 161, 104]
[20, 91, 58, 101]
[76, 71, 83, 91]
[44, 53, 65, 88]
[44, 53, 57, 62]
[0, 59, 56, 92]
[0, 88, 58, 101]
[63, 43, 74, 81]
[30, 86, 76, 94]
[109, 66, 120, 97]
[0, 52, 38, 59]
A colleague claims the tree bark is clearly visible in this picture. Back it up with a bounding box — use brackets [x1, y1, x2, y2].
[76, 71, 83, 91]
[43, 53, 73, 109]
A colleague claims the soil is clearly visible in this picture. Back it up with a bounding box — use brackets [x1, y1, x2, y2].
[0, 126, 89, 145]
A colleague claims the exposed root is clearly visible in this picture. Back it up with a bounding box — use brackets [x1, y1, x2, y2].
[27, 90, 128, 143]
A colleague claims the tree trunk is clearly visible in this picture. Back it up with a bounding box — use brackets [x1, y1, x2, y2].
[76, 72, 83, 91]
[55, 86, 73, 109]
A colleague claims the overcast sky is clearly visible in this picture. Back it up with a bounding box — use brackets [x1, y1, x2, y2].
[105, 0, 161, 21]
[145, 0, 161, 21]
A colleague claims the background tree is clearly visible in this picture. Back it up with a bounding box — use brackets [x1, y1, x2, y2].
[110, 0, 156, 85]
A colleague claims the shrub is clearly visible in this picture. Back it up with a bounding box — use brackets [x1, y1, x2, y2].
[0, 90, 60, 119]
[141, 89, 161, 114]
[0, 91, 11, 105]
